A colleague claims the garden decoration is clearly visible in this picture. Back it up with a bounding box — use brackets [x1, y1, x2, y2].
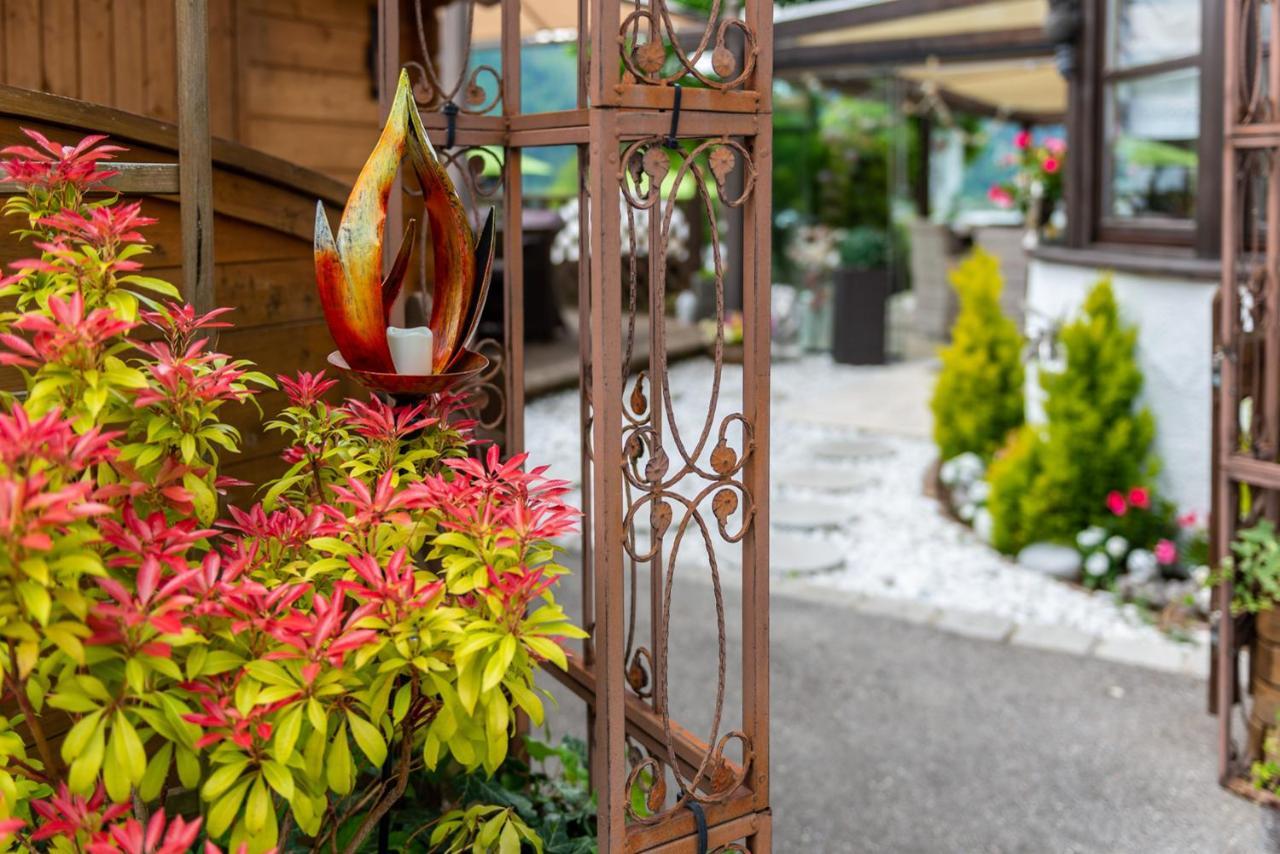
[316, 69, 495, 397]
[0, 132, 587, 851]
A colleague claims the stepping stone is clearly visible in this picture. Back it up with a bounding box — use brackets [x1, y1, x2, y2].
[779, 466, 874, 493]
[772, 499, 856, 531]
[810, 438, 893, 462]
[1016, 542, 1081, 581]
[771, 533, 844, 575]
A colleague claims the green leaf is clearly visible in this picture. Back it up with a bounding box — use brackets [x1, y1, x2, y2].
[499, 819, 521, 854]
[482, 635, 517, 693]
[326, 723, 353, 795]
[139, 742, 174, 801]
[110, 712, 147, 783]
[208, 778, 252, 838]
[272, 705, 302, 762]
[244, 776, 271, 833]
[202, 759, 250, 802]
[345, 711, 387, 768]
[261, 759, 295, 801]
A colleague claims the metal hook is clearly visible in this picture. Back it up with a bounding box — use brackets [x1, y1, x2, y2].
[665, 84, 683, 149]
[443, 100, 460, 150]
[683, 799, 708, 853]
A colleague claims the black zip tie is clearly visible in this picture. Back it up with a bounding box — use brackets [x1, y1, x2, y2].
[684, 800, 708, 853]
[443, 101, 460, 150]
[664, 84, 683, 149]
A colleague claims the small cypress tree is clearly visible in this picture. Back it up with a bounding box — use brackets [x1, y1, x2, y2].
[988, 278, 1161, 552]
[930, 248, 1025, 461]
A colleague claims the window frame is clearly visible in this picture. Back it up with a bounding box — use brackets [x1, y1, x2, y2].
[1066, 0, 1224, 255]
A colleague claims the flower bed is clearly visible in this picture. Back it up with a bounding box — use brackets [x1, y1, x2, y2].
[0, 132, 587, 851]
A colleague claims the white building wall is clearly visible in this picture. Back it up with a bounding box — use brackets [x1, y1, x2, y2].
[1025, 259, 1216, 518]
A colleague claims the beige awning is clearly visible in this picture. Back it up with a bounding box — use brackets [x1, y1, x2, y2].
[775, 0, 1064, 119]
[473, 0, 703, 44]
[899, 57, 1066, 117]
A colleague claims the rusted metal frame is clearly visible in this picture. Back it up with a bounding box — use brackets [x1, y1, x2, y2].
[0, 162, 180, 196]
[417, 113, 506, 133]
[575, 137, 599, 784]
[547, 655, 745, 789]
[747, 0, 773, 113]
[175, 0, 215, 321]
[502, 0, 524, 456]
[504, 110, 759, 147]
[740, 121, 771, 816]
[590, 0, 623, 106]
[635, 809, 768, 854]
[1222, 455, 1280, 490]
[587, 105, 629, 847]
[615, 86, 760, 113]
[626, 794, 760, 852]
[647, 164, 668, 721]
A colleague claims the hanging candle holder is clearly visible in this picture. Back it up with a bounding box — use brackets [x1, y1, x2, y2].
[314, 69, 496, 399]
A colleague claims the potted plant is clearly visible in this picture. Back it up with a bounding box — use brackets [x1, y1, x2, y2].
[831, 226, 891, 365]
[1212, 520, 1280, 764]
[785, 224, 841, 352]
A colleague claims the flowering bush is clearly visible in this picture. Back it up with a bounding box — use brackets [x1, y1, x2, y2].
[1074, 486, 1176, 589]
[0, 130, 583, 852]
[988, 279, 1159, 554]
[930, 249, 1025, 463]
[987, 130, 1065, 225]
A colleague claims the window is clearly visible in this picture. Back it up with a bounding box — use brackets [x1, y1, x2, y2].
[1102, 0, 1201, 224]
[1066, 0, 1222, 253]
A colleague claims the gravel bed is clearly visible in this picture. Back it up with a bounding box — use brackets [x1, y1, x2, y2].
[525, 356, 1178, 644]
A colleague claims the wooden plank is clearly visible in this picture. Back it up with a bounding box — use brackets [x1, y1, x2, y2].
[176, 0, 215, 317]
[111, 0, 146, 114]
[248, 0, 365, 26]
[243, 66, 379, 124]
[77, 0, 115, 106]
[0, 86, 350, 205]
[142, 0, 177, 121]
[40, 0, 79, 97]
[243, 13, 371, 73]
[0, 162, 179, 195]
[242, 118, 378, 175]
[3, 0, 42, 91]
[208, 0, 238, 139]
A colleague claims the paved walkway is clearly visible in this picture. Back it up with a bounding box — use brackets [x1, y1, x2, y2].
[546, 570, 1266, 852]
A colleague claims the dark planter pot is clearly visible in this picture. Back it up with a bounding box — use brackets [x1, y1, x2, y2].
[832, 267, 890, 365]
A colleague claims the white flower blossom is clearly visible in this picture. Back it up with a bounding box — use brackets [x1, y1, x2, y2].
[1076, 526, 1106, 550]
[1084, 551, 1111, 577]
[957, 502, 976, 522]
[974, 508, 993, 543]
[969, 480, 991, 503]
[1105, 535, 1129, 559]
[1126, 548, 1158, 582]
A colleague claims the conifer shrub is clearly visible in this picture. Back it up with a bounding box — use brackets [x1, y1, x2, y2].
[988, 278, 1163, 553]
[930, 248, 1025, 462]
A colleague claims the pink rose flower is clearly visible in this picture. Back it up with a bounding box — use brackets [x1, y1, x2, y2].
[1155, 538, 1178, 565]
[1106, 490, 1128, 516]
[1178, 510, 1199, 529]
[987, 186, 1014, 208]
[1045, 137, 1066, 155]
[1042, 156, 1060, 174]
[1128, 486, 1151, 510]
[1014, 130, 1032, 149]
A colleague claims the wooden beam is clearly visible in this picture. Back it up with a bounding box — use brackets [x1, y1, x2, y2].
[176, 0, 215, 320]
[775, 28, 1054, 70]
[0, 162, 180, 195]
[775, 0, 992, 41]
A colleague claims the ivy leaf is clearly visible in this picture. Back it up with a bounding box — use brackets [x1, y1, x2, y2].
[346, 711, 387, 768]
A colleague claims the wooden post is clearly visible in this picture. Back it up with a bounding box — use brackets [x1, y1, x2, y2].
[175, 0, 215, 323]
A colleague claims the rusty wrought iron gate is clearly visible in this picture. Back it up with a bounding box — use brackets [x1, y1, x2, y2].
[1214, 0, 1280, 796]
[378, 1, 773, 849]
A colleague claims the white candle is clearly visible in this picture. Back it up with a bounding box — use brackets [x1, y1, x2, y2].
[386, 326, 434, 375]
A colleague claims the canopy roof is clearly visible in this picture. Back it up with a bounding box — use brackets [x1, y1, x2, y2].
[473, 0, 702, 44]
[775, 0, 1065, 121]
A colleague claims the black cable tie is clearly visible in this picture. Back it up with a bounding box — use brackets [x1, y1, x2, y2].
[443, 101, 460, 150]
[665, 84, 683, 149]
[683, 799, 708, 854]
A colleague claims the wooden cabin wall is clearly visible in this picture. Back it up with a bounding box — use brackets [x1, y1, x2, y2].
[0, 106, 363, 494]
[0, 0, 380, 182]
